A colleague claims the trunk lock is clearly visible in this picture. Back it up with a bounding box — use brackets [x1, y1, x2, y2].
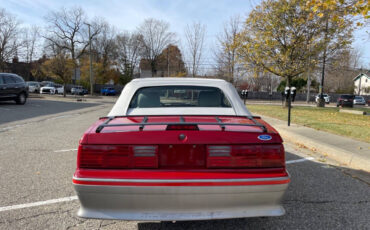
[178, 134, 186, 141]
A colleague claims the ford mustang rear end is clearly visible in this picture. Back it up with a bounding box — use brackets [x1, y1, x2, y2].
[73, 78, 290, 221]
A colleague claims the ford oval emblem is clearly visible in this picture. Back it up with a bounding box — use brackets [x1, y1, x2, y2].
[258, 135, 272, 141]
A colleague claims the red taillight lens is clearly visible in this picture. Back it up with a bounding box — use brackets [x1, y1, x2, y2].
[206, 144, 285, 168]
[166, 124, 199, 130]
[78, 145, 158, 169]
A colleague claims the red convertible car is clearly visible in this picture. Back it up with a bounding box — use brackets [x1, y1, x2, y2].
[73, 78, 290, 221]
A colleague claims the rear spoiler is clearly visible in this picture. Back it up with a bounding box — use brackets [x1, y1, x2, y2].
[95, 115, 267, 133]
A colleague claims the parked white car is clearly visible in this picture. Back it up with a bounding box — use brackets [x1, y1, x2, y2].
[55, 84, 64, 94]
[315, 94, 330, 104]
[40, 84, 56, 94]
[40, 83, 64, 94]
[26, 81, 40, 93]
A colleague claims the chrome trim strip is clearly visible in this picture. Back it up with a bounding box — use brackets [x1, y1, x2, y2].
[134, 153, 156, 157]
[209, 152, 231, 156]
[73, 176, 290, 183]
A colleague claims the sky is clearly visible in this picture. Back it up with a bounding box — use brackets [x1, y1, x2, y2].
[1, 0, 369, 69]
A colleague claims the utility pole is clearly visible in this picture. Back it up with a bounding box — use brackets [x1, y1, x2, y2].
[167, 48, 170, 77]
[306, 71, 311, 103]
[306, 45, 312, 104]
[86, 23, 93, 96]
[358, 75, 362, 95]
[358, 68, 363, 95]
[318, 17, 329, 107]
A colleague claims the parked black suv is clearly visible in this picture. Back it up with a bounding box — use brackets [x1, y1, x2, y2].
[0, 73, 29, 105]
[336, 94, 355, 108]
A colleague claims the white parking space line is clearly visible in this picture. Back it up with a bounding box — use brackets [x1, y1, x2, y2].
[0, 196, 77, 212]
[54, 149, 78, 153]
[286, 157, 314, 164]
[0, 156, 314, 213]
[48, 114, 74, 120]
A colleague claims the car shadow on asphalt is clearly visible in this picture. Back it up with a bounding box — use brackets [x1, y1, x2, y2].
[135, 152, 370, 230]
[0, 99, 100, 125]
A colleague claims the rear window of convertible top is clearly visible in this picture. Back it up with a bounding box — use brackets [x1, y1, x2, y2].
[129, 86, 232, 108]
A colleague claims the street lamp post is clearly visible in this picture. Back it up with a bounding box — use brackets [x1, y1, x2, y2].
[85, 23, 93, 96]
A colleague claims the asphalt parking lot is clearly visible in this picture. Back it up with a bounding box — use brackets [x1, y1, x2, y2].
[0, 98, 369, 229]
[0, 98, 100, 125]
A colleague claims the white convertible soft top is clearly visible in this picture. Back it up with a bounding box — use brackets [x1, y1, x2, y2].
[108, 78, 252, 117]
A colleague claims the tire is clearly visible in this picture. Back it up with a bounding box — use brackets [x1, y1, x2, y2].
[15, 93, 27, 105]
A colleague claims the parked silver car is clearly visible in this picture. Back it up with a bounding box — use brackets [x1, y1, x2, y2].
[354, 96, 366, 105]
[71, 86, 87, 95]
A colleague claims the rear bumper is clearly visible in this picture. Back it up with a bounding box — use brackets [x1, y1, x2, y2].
[338, 101, 353, 106]
[73, 175, 290, 221]
[40, 90, 53, 94]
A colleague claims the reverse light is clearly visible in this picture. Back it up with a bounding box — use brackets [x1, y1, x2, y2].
[208, 146, 231, 156]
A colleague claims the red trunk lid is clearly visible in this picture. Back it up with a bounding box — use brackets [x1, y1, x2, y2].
[79, 116, 283, 169]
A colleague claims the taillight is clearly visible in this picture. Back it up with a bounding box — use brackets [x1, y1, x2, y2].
[207, 144, 284, 168]
[78, 145, 158, 169]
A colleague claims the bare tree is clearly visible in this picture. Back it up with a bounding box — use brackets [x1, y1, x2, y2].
[0, 8, 20, 71]
[44, 7, 101, 81]
[93, 22, 117, 62]
[91, 22, 117, 84]
[184, 22, 206, 77]
[138, 18, 175, 77]
[214, 15, 242, 83]
[115, 32, 142, 79]
[22, 25, 41, 63]
[324, 48, 362, 93]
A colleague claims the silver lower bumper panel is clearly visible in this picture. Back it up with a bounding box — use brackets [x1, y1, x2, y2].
[73, 182, 289, 221]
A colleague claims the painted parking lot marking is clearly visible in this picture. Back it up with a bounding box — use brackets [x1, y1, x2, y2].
[286, 157, 314, 164]
[0, 196, 78, 212]
[0, 157, 315, 213]
[54, 149, 78, 153]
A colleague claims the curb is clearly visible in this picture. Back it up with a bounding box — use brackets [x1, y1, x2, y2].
[339, 109, 367, 115]
[275, 126, 370, 172]
[28, 94, 44, 98]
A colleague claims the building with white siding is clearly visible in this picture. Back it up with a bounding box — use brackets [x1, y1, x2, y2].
[353, 72, 370, 95]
